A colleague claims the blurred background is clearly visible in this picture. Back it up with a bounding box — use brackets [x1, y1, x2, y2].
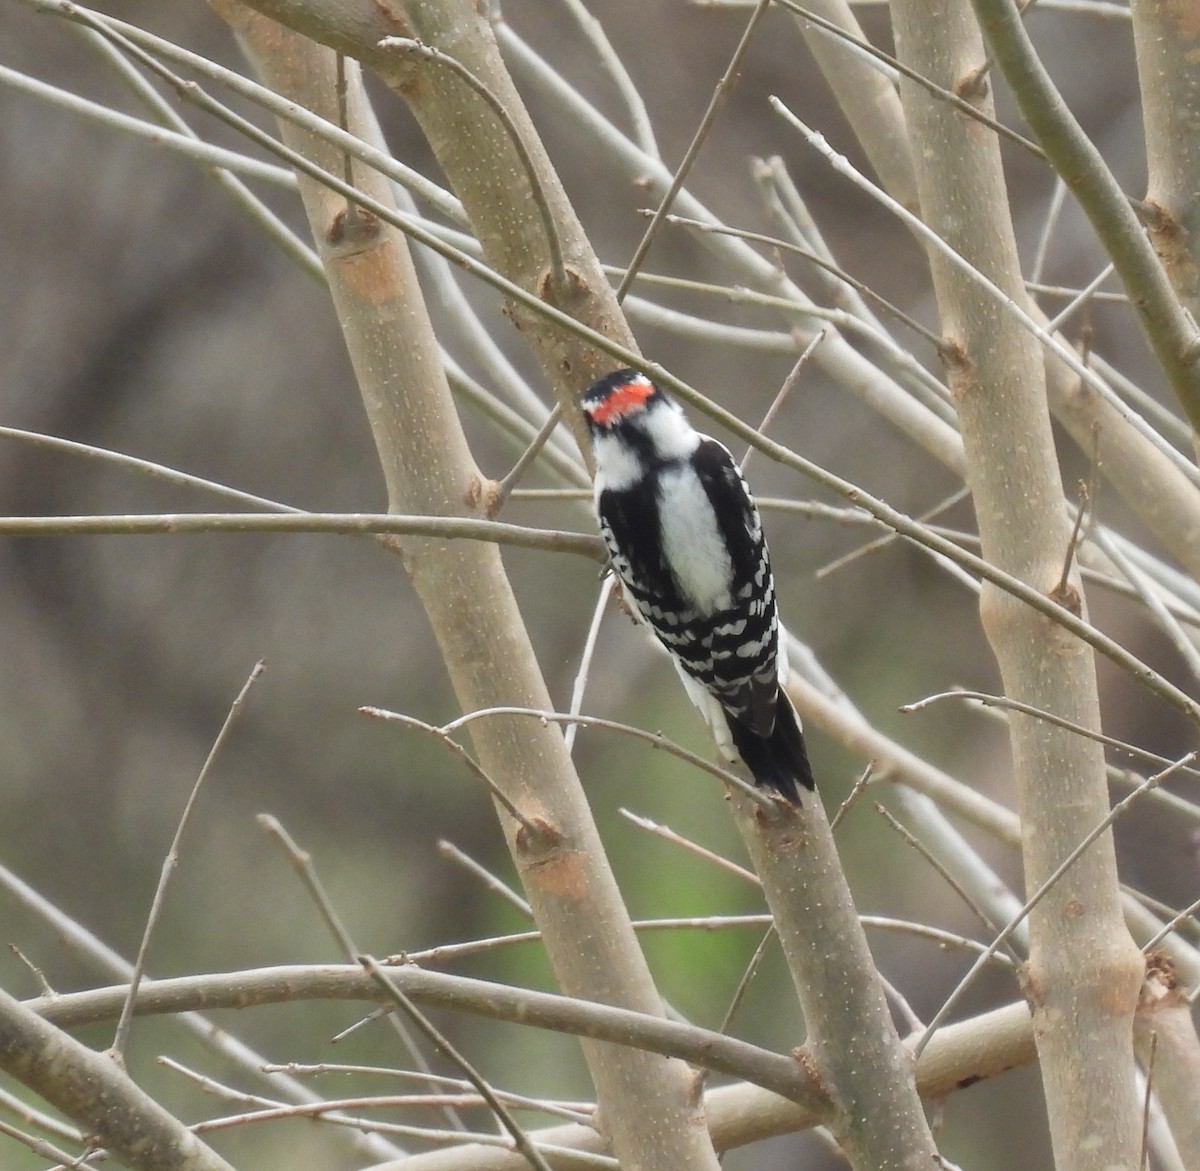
[1, 2, 1196, 1167]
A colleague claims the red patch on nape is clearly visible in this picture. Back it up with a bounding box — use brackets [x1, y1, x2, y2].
[588, 375, 655, 426]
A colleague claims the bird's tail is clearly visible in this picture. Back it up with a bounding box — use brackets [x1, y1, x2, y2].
[726, 692, 815, 804]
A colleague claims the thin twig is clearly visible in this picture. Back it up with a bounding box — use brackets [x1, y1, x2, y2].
[741, 332, 826, 472]
[773, 0, 1045, 160]
[1045, 263, 1116, 333]
[68, 30, 324, 279]
[1140, 1032, 1158, 1171]
[0, 1117, 86, 1168]
[0, 1085, 83, 1147]
[490, 404, 566, 516]
[828, 764, 875, 831]
[360, 955, 560, 1171]
[624, 287, 952, 419]
[693, 924, 777, 1097]
[616, 0, 774, 300]
[891, 785, 1028, 952]
[564, 576, 615, 755]
[719, 926, 775, 1033]
[257, 816, 468, 1133]
[165, 1058, 599, 1134]
[403, 919, 771, 971]
[874, 804, 1022, 965]
[1126, 886, 1200, 942]
[44, 1, 468, 224]
[914, 753, 1199, 1058]
[660, 213, 947, 353]
[8, 946, 54, 998]
[259, 816, 358, 955]
[111, 662, 264, 1061]
[0, 512, 605, 560]
[1142, 894, 1200, 955]
[879, 975, 925, 1037]
[0, 426, 300, 512]
[0, 61, 298, 187]
[443, 357, 586, 486]
[555, 0, 659, 159]
[1090, 524, 1200, 686]
[816, 486, 972, 579]
[1053, 472, 1097, 606]
[618, 810, 761, 884]
[438, 841, 533, 919]
[377, 37, 567, 292]
[427, 705, 779, 811]
[259, 1062, 595, 1125]
[1029, 177, 1068, 287]
[194, 1109, 621, 1167]
[359, 711, 545, 834]
[398, 913, 1011, 971]
[1094, 361, 1196, 451]
[901, 689, 1200, 784]
[1027, 281, 1127, 305]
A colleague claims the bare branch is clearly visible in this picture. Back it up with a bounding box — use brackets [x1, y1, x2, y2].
[26, 969, 1037, 1167]
[617, 0, 774, 299]
[726, 787, 940, 1167]
[0, 988, 236, 1171]
[969, 0, 1200, 430]
[1134, 958, 1200, 1171]
[915, 754, 1195, 1060]
[0, 512, 606, 559]
[112, 663, 265, 1060]
[213, 19, 725, 1170]
[30, 963, 820, 1106]
[361, 955, 556, 1171]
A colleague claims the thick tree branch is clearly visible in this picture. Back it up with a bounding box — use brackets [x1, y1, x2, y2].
[0, 987, 236, 1171]
[1134, 959, 1200, 1171]
[1130, 0, 1200, 320]
[26, 970, 1037, 1169]
[727, 790, 941, 1171]
[221, 0, 643, 450]
[890, 3, 1147, 1168]
[970, 0, 1200, 432]
[210, 14, 723, 1171]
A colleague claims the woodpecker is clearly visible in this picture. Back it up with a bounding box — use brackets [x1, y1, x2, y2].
[581, 369, 814, 803]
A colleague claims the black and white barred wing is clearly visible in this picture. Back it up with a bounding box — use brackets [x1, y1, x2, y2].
[596, 438, 781, 739]
[688, 439, 781, 737]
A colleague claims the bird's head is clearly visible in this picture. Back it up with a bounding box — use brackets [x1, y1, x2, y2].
[580, 369, 668, 433]
[580, 370, 700, 485]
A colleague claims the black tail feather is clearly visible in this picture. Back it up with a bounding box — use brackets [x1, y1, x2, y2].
[726, 693, 814, 803]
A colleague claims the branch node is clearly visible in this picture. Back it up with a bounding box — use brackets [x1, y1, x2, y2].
[1130, 196, 1173, 233]
[378, 36, 568, 291]
[954, 64, 990, 102]
[465, 472, 503, 518]
[537, 263, 588, 304]
[326, 204, 380, 250]
[515, 816, 565, 854]
[1047, 579, 1082, 616]
[749, 793, 792, 825]
[792, 1045, 830, 1097]
[938, 336, 972, 377]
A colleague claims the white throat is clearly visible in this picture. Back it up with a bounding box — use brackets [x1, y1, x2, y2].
[593, 402, 701, 492]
